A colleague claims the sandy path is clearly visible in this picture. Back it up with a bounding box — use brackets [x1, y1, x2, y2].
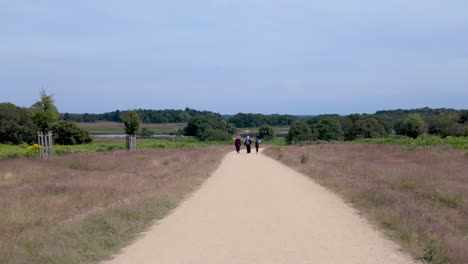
[104, 149, 416, 264]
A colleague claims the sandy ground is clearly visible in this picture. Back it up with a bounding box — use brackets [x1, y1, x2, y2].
[104, 149, 416, 264]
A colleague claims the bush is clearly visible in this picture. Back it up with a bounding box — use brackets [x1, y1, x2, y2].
[402, 114, 426, 138]
[315, 118, 344, 141]
[52, 121, 93, 145]
[183, 116, 233, 141]
[286, 121, 311, 144]
[258, 124, 275, 140]
[355, 117, 388, 138]
[0, 103, 37, 144]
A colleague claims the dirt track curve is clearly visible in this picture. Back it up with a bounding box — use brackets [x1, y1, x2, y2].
[104, 149, 416, 264]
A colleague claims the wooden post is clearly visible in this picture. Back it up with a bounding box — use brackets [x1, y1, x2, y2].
[126, 134, 137, 151]
[37, 131, 54, 159]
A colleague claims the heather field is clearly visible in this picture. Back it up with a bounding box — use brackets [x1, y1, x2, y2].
[0, 146, 230, 263]
[264, 144, 468, 263]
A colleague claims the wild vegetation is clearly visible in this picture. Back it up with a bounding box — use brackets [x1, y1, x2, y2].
[228, 113, 298, 127]
[264, 144, 468, 263]
[61, 108, 224, 124]
[0, 146, 230, 263]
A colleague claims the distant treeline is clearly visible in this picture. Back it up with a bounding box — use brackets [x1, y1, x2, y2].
[61, 108, 222, 123]
[293, 107, 468, 143]
[227, 113, 299, 127]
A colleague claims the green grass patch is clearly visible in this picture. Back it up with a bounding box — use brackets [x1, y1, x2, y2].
[0, 138, 230, 160]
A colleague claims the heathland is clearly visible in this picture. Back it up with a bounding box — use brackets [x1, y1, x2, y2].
[0, 146, 230, 263]
[264, 144, 468, 263]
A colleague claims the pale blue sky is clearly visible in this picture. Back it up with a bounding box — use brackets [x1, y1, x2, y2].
[1, 1, 467, 114]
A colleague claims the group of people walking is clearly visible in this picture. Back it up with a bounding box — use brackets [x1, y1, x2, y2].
[234, 135, 261, 154]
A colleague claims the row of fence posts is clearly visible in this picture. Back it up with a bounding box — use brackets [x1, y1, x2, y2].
[36, 132, 138, 160]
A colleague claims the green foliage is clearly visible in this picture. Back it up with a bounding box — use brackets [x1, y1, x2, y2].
[258, 124, 275, 140]
[315, 118, 344, 141]
[122, 111, 141, 135]
[30, 89, 59, 132]
[183, 116, 233, 141]
[355, 117, 388, 138]
[286, 121, 311, 144]
[228, 113, 298, 127]
[0, 103, 37, 144]
[139, 128, 154, 138]
[402, 114, 426, 138]
[60, 107, 221, 124]
[429, 113, 468, 137]
[422, 239, 447, 264]
[52, 121, 92, 145]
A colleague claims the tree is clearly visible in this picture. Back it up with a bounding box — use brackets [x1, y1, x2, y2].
[258, 124, 275, 140]
[401, 114, 426, 138]
[30, 89, 59, 132]
[355, 117, 388, 138]
[183, 116, 232, 141]
[52, 121, 92, 145]
[0, 103, 37, 144]
[286, 121, 311, 144]
[428, 113, 467, 137]
[316, 118, 344, 141]
[122, 111, 141, 135]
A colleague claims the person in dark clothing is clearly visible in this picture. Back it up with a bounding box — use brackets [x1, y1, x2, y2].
[244, 135, 252, 154]
[255, 136, 261, 154]
[234, 136, 241, 153]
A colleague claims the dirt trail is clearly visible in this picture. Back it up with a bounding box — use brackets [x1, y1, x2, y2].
[104, 149, 416, 264]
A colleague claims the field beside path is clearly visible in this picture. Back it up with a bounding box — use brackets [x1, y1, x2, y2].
[264, 144, 468, 263]
[0, 146, 230, 263]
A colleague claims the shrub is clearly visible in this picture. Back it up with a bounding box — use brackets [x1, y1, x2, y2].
[401, 114, 426, 139]
[258, 124, 275, 140]
[316, 118, 344, 141]
[0, 103, 37, 144]
[52, 121, 93, 145]
[355, 117, 388, 138]
[300, 153, 310, 164]
[286, 121, 312, 144]
[183, 116, 233, 141]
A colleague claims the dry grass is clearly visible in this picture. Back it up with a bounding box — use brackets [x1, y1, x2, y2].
[264, 144, 468, 264]
[0, 146, 230, 263]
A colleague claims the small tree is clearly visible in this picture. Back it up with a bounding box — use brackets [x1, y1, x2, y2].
[258, 124, 275, 140]
[286, 121, 311, 144]
[402, 114, 426, 139]
[122, 111, 141, 135]
[30, 89, 59, 132]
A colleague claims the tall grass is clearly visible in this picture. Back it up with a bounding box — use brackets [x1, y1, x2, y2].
[355, 135, 468, 150]
[264, 144, 468, 263]
[0, 146, 230, 263]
